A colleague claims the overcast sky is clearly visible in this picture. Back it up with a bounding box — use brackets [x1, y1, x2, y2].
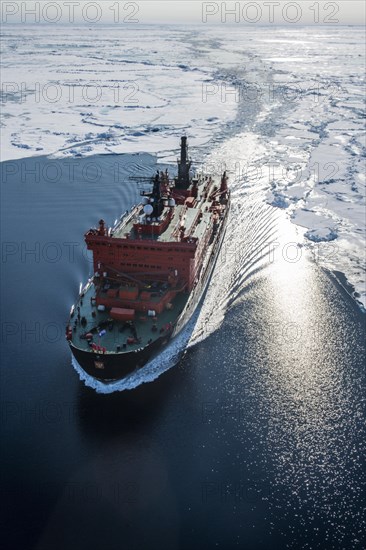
[2, 1, 365, 25]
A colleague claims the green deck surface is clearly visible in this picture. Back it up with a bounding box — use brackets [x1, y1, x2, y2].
[71, 283, 188, 353]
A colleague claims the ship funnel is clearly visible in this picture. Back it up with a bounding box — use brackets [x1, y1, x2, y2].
[177, 136, 192, 189]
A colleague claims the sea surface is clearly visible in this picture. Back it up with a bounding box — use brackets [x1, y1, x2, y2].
[1, 24, 365, 550]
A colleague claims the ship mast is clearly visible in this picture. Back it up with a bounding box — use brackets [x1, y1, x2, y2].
[176, 136, 192, 189]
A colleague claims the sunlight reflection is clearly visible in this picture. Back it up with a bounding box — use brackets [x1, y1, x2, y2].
[258, 213, 355, 527]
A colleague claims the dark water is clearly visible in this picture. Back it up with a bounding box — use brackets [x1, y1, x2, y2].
[1, 155, 365, 550]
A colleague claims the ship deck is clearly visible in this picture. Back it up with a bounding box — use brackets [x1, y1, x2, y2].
[70, 282, 189, 354]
